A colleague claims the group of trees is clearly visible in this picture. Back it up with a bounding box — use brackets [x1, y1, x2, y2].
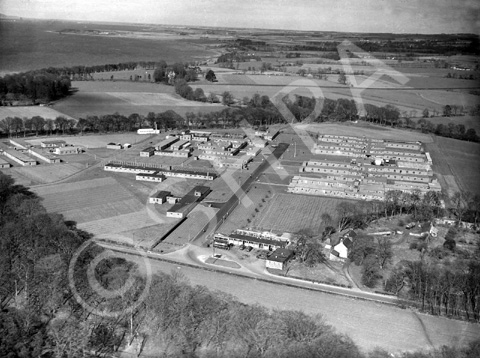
[385, 248, 480, 321]
[0, 70, 71, 105]
[0, 115, 76, 137]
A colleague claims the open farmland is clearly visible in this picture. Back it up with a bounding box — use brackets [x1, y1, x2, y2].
[426, 136, 480, 195]
[195, 68, 479, 116]
[252, 193, 343, 233]
[54, 81, 224, 118]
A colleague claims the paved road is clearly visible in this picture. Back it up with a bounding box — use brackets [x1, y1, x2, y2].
[93, 242, 480, 353]
[192, 143, 290, 243]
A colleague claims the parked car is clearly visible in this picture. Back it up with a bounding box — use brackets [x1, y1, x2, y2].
[406, 222, 416, 229]
[240, 245, 246, 250]
[247, 246, 253, 252]
[256, 253, 268, 260]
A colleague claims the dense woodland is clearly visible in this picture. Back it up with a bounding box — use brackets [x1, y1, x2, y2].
[0, 171, 479, 357]
[0, 70, 71, 105]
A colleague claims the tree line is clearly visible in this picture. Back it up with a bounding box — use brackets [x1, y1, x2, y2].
[0, 70, 71, 105]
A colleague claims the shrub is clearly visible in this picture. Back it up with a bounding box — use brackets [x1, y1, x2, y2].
[409, 242, 418, 250]
[398, 219, 405, 227]
[443, 239, 456, 251]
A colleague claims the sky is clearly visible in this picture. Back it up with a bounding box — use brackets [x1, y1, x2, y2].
[1, 0, 479, 34]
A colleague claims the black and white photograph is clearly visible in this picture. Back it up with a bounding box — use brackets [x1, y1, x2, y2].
[0, 1, 479, 357]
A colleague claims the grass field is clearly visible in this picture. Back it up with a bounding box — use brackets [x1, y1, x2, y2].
[0, 106, 75, 121]
[252, 193, 343, 234]
[5, 162, 86, 186]
[54, 81, 224, 119]
[33, 177, 144, 223]
[426, 136, 480, 195]
[293, 122, 434, 142]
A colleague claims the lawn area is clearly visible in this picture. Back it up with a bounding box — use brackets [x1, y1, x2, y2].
[252, 193, 344, 234]
[286, 260, 351, 287]
[216, 186, 274, 235]
[32, 176, 145, 223]
[425, 136, 480, 195]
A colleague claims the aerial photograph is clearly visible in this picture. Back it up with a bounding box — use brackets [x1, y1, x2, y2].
[0, 0, 479, 357]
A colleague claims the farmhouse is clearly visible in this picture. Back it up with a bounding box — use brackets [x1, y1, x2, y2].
[149, 191, 171, 204]
[329, 231, 356, 262]
[265, 248, 294, 270]
[166, 186, 211, 218]
[28, 149, 61, 164]
[136, 172, 166, 182]
[40, 140, 66, 148]
[2, 149, 37, 166]
[140, 147, 155, 157]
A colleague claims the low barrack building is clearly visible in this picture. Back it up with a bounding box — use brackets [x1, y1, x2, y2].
[149, 191, 171, 204]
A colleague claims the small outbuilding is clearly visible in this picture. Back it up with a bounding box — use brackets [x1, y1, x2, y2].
[266, 248, 294, 270]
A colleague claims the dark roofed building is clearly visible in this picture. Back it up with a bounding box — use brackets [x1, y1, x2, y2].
[266, 248, 294, 270]
[166, 185, 211, 218]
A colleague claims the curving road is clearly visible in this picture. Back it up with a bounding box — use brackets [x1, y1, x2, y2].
[95, 241, 480, 353]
